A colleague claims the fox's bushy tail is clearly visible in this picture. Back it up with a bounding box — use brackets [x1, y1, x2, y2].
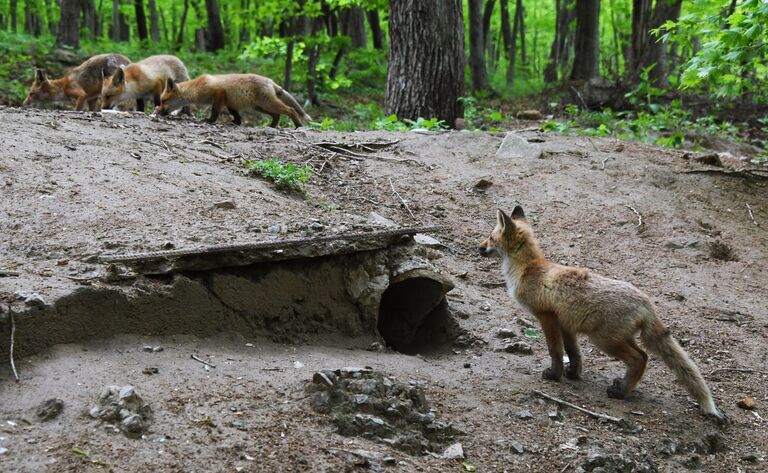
[274, 85, 311, 123]
[641, 317, 722, 419]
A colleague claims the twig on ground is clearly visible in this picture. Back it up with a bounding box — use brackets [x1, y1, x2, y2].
[684, 168, 768, 180]
[600, 157, 613, 170]
[196, 139, 225, 150]
[560, 462, 571, 473]
[514, 126, 543, 133]
[190, 354, 216, 368]
[746, 203, 758, 226]
[587, 138, 599, 152]
[0, 270, 20, 277]
[533, 390, 623, 424]
[388, 177, 415, 219]
[570, 86, 589, 110]
[625, 205, 643, 227]
[9, 305, 19, 382]
[710, 368, 768, 376]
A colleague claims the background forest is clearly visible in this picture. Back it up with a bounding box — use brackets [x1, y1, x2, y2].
[0, 0, 766, 157]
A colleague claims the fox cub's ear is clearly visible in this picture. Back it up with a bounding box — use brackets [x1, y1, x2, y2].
[112, 67, 125, 84]
[511, 205, 526, 220]
[497, 209, 514, 232]
[165, 78, 176, 91]
[35, 68, 46, 82]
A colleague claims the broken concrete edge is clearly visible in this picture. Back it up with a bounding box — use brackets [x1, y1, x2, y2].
[0, 243, 455, 362]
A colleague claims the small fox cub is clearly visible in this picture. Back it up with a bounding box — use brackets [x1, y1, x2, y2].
[479, 206, 723, 420]
[23, 53, 130, 111]
[101, 55, 190, 112]
[155, 74, 311, 127]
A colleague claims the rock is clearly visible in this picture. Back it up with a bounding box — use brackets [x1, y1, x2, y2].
[737, 397, 756, 410]
[442, 442, 464, 459]
[313, 371, 336, 387]
[741, 453, 760, 463]
[496, 132, 543, 160]
[152, 346, 164, 352]
[142, 346, 154, 353]
[702, 432, 727, 454]
[368, 212, 397, 228]
[480, 304, 491, 312]
[682, 454, 701, 469]
[654, 438, 679, 457]
[118, 385, 136, 401]
[454, 118, 466, 130]
[229, 419, 247, 431]
[413, 234, 443, 248]
[14, 290, 45, 307]
[495, 327, 518, 338]
[36, 398, 64, 421]
[0, 447, 7, 455]
[120, 413, 145, 439]
[142, 367, 159, 375]
[367, 341, 385, 352]
[309, 222, 325, 231]
[693, 153, 722, 167]
[583, 452, 637, 473]
[510, 441, 525, 454]
[502, 341, 533, 355]
[473, 178, 493, 190]
[213, 200, 237, 210]
[517, 410, 533, 420]
[548, 409, 563, 421]
[463, 363, 471, 369]
[293, 361, 305, 369]
[516, 110, 543, 120]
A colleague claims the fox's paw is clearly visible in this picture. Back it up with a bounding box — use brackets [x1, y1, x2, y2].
[606, 379, 627, 399]
[542, 367, 562, 381]
[565, 363, 582, 380]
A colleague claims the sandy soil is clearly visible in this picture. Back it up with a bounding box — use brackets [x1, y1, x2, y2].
[1, 106, 767, 472]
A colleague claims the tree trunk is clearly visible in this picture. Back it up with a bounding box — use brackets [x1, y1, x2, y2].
[366, 9, 383, 49]
[306, 17, 324, 106]
[481, 0, 496, 54]
[111, 0, 120, 40]
[10, 0, 17, 32]
[386, 0, 465, 127]
[205, 0, 225, 51]
[519, 3, 526, 64]
[340, 6, 366, 48]
[24, 0, 42, 36]
[80, 0, 98, 39]
[135, 0, 148, 41]
[176, 0, 190, 49]
[634, 0, 682, 86]
[570, 0, 600, 80]
[56, 0, 80, 48]
[500, 0, 512, 54]
[468, 0, 490, 91]
[506, 0, 522, 84]
[148, 0, 160, 41]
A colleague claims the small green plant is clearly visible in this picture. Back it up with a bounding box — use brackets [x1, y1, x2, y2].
[244, 158, 311, 192]
[372, 114, 448, 131]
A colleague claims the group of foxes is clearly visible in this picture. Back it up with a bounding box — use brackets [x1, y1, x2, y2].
[22, 53, 311, 127]
[22, 52, 725, 423]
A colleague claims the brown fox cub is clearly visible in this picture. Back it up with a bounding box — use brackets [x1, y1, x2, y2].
[101, 55, 190, 112]
[23, 54, 130, 111]
[479, 206, 723, 420]
[156, 74, 311, 127]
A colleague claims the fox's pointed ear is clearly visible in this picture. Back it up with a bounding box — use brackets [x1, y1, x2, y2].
[511, 205, 526, 220]
[112, 67, 125, 84]
[497, 209, 514, 232]
[35, 68, 46, 83]
[165, 78, 176, 91]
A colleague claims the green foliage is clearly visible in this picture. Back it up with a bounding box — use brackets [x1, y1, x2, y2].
[244, 159, 311, 192]
[658, 0, 768, 99]
[0, 31, 57, 105]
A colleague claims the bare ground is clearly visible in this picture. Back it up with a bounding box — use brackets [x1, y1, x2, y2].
[0, 106, 767, 472]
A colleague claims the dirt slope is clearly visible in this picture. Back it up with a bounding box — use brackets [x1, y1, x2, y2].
[0, 106, 767, 472]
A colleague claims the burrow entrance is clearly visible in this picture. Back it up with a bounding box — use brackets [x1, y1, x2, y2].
[1, 230, 458, 360]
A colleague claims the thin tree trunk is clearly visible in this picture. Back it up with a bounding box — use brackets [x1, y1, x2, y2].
[148, 0, 160, 41]
[10, 0, 17, 32]
[80, 0, 98, 39]
[570, 0, 600, 80]
[205, 0, 225, 51]
[111, 0, 120, 40]
[56, 0, 80, 48]
[519, 3, 527, 64]
[468, 0, 490, 91]
[25, 0, 42, 36]
[160, 6, 169, 43]
[135, 0, 148, 41]
[340, 6, 366, 48]
[637, 0, 682, 86]
[306, 17, 323, 106]
[507, 0, 522, 84]
[386, 0, 465, 127]
[366, 9, 383, 49]
[482, 0, 496, 55]
[176, 0, 190, 49]
[500, 0, 512, 54]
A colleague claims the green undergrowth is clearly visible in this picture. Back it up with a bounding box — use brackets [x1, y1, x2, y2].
[244, 158, 311, 192]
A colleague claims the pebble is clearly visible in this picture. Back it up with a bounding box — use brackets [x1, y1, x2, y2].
[142, 346, 154, 353]
[120, 414, 145, 439]
[463, 363, 471, 369]
[502, 341, 534, 355]
[495, 327, 517, 338]
[737, 397, 756, 410]
[518, 410, 533, 420]
[213, 200, 236, 210]
[510, 441, 525, 454]
[0, 447, 7, 455]
[480, 304, 491, 312]
[442, 442, 464, 460]
[36, 398, 64, 421]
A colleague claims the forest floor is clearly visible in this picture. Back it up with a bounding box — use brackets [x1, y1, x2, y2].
[0, 106, 767, 472]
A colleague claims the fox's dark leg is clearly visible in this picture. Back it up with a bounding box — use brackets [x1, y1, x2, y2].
[597, 338, 648, 399]
[75, 95, 87, 111]
[536, 312, 564, 381]
[182, 106, 192, 116]
[561, 328, 582, 379]
[227, 107, 242, 126]
[208, 92, 226, 124]
[136, 99, 145, 112]
[87, 98, 99, 111]
[268, 114, 280, 128]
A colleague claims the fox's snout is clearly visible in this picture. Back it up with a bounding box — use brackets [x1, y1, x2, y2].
[478, 239, 495, 257]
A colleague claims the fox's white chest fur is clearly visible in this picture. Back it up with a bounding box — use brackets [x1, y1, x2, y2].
[501, 256, 522, 300]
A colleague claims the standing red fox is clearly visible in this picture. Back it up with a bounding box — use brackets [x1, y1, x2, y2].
[22, 53, 130, 111]
[155, 74, 311, 127]
[479, 206, 724, 420]
[101, 55, 190, 112]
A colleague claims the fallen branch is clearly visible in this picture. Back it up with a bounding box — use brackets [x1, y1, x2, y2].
[0, 270, 20, 277]
[570, 86, 589, 111]
[388, 177, 415, 219]
[746, 203, 758, 226]
[9, 305, 19, 382]
[196, 139, 225, 150]
[190, 354, 216, 368]
[625, 205, 643, 227]
[684, 168, 768, 180]
[533, 390, 623, 424]
[709, 368, 768, 377]
[600, 157, 613, 170]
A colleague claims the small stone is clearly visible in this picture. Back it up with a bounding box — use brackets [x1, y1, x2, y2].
[495, 327, 517, 338]
[229, 419, 247, 431]
[120, 414, 145, 439]
[89, 406, 101, 418]
[737, 397, 756, 410]
[152, 346, 164, 352]
[14, 290, 45, 307]
[312, 371, 335, 387]
[473, 178, 493, 190]
[366, 341, 385, 352]
[496, 132, 543, 160]
[368, 212, 397, 227]
[309, 222, 325, 231]
[0, 447, 7, 455]
[36, 398, 64, 421]
[741, 453, 760, 463]
[442, 442, 464, 460]
[142, 367, 159, 375]
[161, 241, 175, 250]
[118, 385, 136, 401]
[213, 200, 237, 210]
[516, 110, 543, 120]
[413, 233, 443, 248]
[548, 409, 563, 421]
[503, 341, 533, 355]
[693, 153, 722, 167]
[510, 441, 525, 454]
[682, 454, 701, 469]
[293, 361, 304, 369]
[142, 346, 154, 353]
[463, 363, 471, 369]
[480, 304, 491, 312]
[267, 224, 282, 233]
[518, 410, 533, 420]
